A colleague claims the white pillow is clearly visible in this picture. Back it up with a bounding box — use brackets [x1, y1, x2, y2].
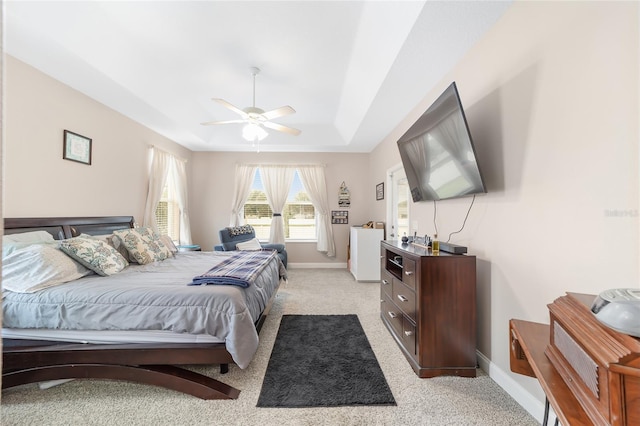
[2, 244, 92, 293]
[3, 231, 58, 259]
[236, 238, 262, 251]
[3, 240, 57, 259]
[3, 231, 55, 244]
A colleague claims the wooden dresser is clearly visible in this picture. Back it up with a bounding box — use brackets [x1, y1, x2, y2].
[510, 293, 640, 425]
[380, 240, 477, 378]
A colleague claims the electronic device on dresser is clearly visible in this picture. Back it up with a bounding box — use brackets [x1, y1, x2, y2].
[380, 240, 477, 378]
[438, 241, 467, 254]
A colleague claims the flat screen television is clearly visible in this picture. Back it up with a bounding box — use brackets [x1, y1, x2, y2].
[398, 82, 486, 202]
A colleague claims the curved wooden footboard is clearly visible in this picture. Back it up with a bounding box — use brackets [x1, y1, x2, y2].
[2, 340, 239, 399]
[3, 364, 239, 399]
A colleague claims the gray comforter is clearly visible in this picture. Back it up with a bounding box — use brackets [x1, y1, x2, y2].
[2, 251, 283, 369]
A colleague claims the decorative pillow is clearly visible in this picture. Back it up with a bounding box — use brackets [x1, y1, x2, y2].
[160, 235, 179, 254]
[113, 227, 173, 265]
[79, 233, 130, 260]
[227, 225, 254, 237]
[59, 237, 128, 276]
[2, 244, 92, 293]
[236, 238, 263, 251]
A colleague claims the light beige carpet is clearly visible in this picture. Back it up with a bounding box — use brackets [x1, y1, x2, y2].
[1, 268, 537, 425]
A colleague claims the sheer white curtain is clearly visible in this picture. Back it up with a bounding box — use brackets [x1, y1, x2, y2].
[260, 166, 294, 244]
[297, 165, 336, 257]
[229, 165, 257, 226]
[143, 147, 171, 231]
[172, 157, 192, 245]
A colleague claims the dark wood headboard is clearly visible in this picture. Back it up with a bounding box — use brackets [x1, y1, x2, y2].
[3, 216, 136, 240]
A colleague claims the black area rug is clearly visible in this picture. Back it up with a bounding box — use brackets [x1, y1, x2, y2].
[256, 314, 396, 408]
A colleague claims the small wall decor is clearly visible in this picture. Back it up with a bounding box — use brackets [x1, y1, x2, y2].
[376, 182, 384, 200]
[63, 130, 92, 165]
[338, 181, 350, 208]
[331, 210, 349, 224]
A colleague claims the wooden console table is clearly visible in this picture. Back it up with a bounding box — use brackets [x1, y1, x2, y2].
[510, 293, 640, 426]
[510, 319, 593, 425]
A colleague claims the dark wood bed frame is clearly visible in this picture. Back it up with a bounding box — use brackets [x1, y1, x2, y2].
[2, 216, 279, 399]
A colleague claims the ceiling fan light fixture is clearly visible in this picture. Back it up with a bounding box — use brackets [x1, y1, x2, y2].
[203, 66, 300, 141]
[242, 123, 268, 142]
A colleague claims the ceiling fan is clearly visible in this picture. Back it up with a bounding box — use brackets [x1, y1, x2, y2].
[201, 67, 301, 141]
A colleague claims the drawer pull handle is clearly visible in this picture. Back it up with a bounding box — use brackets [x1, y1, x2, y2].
[404, 271, 414, 276]
[397, 295, 408, 302]
[404, 330, 414, 337]
[387, 311, 397, 319]
[382, 279, 390, 286]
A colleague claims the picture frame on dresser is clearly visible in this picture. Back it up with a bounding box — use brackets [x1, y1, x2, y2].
[63, 130, 92, 165]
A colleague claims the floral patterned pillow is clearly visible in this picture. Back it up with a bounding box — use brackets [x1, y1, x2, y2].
[160, 235, 179, 254]
[79, 233, 130, 260]
[59, 237, 128, 276]
[113, 227, 173, 265]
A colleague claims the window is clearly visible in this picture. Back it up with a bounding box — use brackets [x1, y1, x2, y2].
[243, 169, 316, 241]
[155, 166, 180, 242]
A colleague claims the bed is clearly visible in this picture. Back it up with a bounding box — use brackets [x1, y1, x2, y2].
[2, 216, 284, 399]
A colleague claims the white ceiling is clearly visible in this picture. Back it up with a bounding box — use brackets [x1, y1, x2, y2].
[5, 1, 512, 153]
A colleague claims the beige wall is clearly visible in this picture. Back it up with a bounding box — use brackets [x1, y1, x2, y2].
[189, 151, 374, 265]
[370, 0, 639, 411]
[4, 56, 192, 221]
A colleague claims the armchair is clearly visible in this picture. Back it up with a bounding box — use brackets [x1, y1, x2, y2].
[214, 225, 287, 268]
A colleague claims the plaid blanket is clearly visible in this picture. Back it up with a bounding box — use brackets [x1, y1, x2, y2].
[190, 250, 279, 287]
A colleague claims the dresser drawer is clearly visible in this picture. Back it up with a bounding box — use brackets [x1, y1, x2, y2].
[402, 316, 417, 358]
[380, 269, 393, 299]
[401, 257, 416, 290]
[381, 293, 403, 337]
[393, 280, 416, 322]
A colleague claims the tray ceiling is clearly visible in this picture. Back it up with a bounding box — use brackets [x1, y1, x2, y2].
[5, 1, 511, 152]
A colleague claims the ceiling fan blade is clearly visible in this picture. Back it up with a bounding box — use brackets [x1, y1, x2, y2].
[212, 98, 249, 118]
[263, 121, 301, 136]
[200, 119, 246, 126]
[261, 105, 295, 120]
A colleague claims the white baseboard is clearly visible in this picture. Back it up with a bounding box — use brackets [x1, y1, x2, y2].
[288, 262, 347, 269]
[477, 350, 549, 424]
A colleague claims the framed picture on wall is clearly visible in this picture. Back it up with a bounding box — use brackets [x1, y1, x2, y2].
[331, 210, 349, 224]
[63, 130, 92, 165]
[376, 182, 384, 200]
